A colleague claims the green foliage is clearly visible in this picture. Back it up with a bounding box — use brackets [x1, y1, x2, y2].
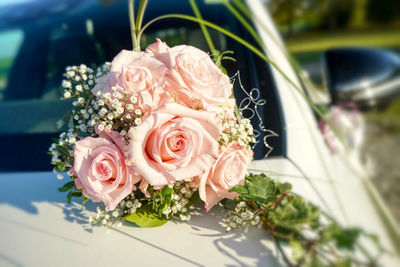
[268, 195, 320, 235]
[58, 181, 75, 192]
[186, 191, 200, 209]
[231, 173, 277, 204]
[55, 144, 69, 156]
[71, 190, 82, 197]
[151, 185, 174, 216]
[58, 180, 83, 204]
[232, 173, 382, 266]
[321, 223, 361, 251]
[66, 190, 73, 204]
[123, 203, 168, 227]
[290, 240, 305, 262]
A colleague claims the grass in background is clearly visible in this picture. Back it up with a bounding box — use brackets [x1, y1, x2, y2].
[366, 97, 400, 133]
[285, 29, 400, 54]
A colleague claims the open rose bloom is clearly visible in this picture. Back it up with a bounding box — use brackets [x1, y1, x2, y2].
[52, 39, 255, 221]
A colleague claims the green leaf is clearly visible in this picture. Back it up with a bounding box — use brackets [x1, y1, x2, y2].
[336, 257, 352, 267]
[335, 228, 361, 251]
[54, 165, 66, 172]
[269, 196, 320, 234]
[123, 203, 168, 227]
[231, 174, 276, 204]
[58, 181, 75, 192]
[161, 186, 174, 195]
[55, 144, 69, 156]
[186, 191, 200, 209]
[309, 254, 324, 267]
[71, 190, 82, 197]
[290, 240, 305, 262]
[277, 182, 292, 193]
[322, 223, 360, 251]
[66, 190, 72, 204]
[230, 184, 248, 195]
[247, 174, 276, 199]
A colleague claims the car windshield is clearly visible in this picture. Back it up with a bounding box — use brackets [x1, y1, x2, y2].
[0, 0, 284, 171]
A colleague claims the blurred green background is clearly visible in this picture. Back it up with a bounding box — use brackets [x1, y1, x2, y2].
[267, 0, 400, 222]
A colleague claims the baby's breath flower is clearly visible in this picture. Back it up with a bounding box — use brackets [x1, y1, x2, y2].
[64, 91, 71, 98]
[130, 96, 138, 103]
[97, 124, 105, 131]
[126, 104, 134, 111]
[62, 80, 72, 88]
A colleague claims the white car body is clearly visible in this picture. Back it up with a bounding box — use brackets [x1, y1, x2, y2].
[0, 1, 398, 266]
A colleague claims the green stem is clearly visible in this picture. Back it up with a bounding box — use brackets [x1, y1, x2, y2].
[222, 0, 263, 49]
[228, 0, 348, 150]
[138, 14, 268, 63]
[135, 0, 149, 50]
[137, 14, 342, 147]
[189, 0, 218, 62]
[128, 0, 137, 51]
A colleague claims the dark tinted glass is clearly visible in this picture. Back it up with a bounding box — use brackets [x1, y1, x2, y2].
[324, 48, 400, 93]
[0, 0, 283, 171]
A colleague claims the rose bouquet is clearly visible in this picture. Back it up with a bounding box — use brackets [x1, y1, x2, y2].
[51, 38, 255, 221]
[48, 0, 387, 265]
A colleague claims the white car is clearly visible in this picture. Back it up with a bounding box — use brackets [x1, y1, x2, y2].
[0, 0, 398, 266]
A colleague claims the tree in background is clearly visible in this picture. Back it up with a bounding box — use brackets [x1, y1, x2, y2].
[268, 0, 400, 34]
[268, 0, 324, 36]
[348, 0, 368, 29]
[367, 0, 400, 24]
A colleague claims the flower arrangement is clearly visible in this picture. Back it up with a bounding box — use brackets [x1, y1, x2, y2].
[48, 0, 388, 265]
[50, 38, 256, 222]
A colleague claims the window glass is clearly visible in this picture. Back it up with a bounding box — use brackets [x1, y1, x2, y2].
[0, 29, 24, 101]
[0, 1, 284, 171]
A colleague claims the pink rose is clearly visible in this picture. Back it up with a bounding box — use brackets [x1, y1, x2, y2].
[73, 130, 140, 210]
[127, 103, 221, 187]
[199, 143, 252, 211]
[147, 39, 234, 108]
[92, 50, 170, 112]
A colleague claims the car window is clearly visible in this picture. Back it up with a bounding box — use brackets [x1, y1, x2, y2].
[0, 29, 24, 101]
[0, 0, 284, 171]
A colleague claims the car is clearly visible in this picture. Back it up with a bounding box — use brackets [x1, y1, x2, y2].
[323, 47, 400, 109]
[0, 0, 398, 266]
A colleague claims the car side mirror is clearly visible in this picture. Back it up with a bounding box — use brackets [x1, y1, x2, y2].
[322, 48, 400, 109]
